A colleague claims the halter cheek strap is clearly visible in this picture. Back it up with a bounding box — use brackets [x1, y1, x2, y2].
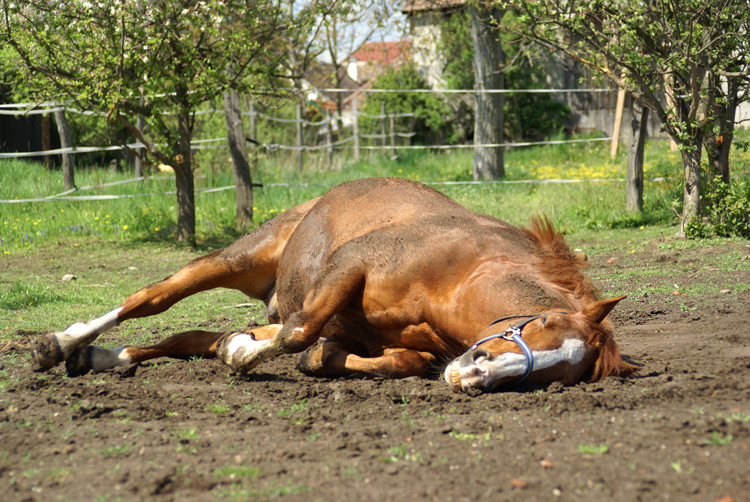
[470, 314, 545, 384]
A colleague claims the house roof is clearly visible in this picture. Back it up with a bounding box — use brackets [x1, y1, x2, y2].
[401, 0, 465, 14]
[304, 60, 358, 91]
[349, 40, 412, 66]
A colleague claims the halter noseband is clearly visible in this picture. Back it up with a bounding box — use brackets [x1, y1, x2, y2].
[469, 314, 545, 384]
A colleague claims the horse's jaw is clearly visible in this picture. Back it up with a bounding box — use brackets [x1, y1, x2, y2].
[444, 352, 526, 393]
[444, 338, 589, 393]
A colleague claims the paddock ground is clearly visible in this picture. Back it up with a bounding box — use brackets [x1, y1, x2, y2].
[1, 232, 748, 501]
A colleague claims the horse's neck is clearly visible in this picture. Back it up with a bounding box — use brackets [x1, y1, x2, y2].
[496, 272, 572, 314]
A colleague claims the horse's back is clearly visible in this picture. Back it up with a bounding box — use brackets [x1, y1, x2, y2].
[275, 178, 530, 319]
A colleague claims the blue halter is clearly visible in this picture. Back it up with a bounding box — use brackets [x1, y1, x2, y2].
[469, 314, 544, 384]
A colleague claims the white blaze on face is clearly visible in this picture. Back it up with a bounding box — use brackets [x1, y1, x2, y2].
[55, 307, 123, 357]
[445, 338, 588, 392]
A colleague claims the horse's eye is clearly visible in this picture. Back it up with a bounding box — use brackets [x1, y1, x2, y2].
[540, 317, 548, 326]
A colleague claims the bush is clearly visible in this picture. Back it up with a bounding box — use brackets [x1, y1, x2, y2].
[361, 65, 458, 145]
[702, 177, 750, 238]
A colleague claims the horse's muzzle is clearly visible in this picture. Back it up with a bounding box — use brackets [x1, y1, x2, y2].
[445, 348, 492, 393]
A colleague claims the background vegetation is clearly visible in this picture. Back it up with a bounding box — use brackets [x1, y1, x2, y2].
[2, 129, 749, 256]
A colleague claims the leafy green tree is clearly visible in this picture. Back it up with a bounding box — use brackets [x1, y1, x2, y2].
[362, 64, 457, 145]
[499, 0, 750, 236]
[2, 0, 325, 243]
[438, 8, 570, 142]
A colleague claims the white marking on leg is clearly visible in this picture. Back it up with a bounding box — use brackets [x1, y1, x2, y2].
[227, 333, 271, 358]
[88, 346, 133, 372]
[55, 307, 123, 358]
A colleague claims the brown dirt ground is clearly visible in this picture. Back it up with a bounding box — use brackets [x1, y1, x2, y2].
[1, 233, 749, 502]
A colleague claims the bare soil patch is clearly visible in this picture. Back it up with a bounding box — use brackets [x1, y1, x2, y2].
[1, 232, 749, 501]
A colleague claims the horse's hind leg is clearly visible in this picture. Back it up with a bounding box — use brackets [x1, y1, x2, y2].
[64, 324, 283, 376]
[31, 199, 318, 373]
[299, 341, 436, 379]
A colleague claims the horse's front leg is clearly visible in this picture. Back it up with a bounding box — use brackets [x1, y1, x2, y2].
[63, 325, 283, 376]
[64, 329, 225, 376]
[31, 308, 123, 372]
[217, 262, 365, 373]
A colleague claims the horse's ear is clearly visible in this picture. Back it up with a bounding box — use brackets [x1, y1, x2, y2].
[579, 295, 627, 324]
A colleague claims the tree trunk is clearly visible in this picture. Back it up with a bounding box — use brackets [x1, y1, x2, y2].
[704, 77, 737, 187]
[470, 5, 505, 180]
[53, 106, 76, 191]
[223, 88, 254, 230]
[678, 135, 703, 237]
[626, 99, 648, 212]
[175, 107, 196, 245]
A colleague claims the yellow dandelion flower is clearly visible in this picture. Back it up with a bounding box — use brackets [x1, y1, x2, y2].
[123, 225, 129, 230]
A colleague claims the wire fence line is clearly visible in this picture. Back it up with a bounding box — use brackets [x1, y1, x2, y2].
[0, 87, 616, 162]
[0, 175, 671, 205]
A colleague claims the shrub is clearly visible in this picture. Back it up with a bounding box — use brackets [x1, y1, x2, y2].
[702, 177, 750, 238]
[361, 65, 458, 145]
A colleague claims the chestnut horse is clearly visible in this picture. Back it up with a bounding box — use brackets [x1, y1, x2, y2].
[31, 177, 636, 393]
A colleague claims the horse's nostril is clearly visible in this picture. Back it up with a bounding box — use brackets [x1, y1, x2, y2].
[472, 348, 491, 362]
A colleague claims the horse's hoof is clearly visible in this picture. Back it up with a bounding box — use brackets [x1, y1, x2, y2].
[30, 334, 64, 372]
[216, 331, 268, 373]
[297, 340, 337, 376]
[65, 347, 92, 377]
[298, 348, 322, 375]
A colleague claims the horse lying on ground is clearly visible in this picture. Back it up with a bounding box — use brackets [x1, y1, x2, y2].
[31, 177, 637, 393]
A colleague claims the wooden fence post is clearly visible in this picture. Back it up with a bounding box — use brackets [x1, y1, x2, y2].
[389, 113, 397, 159]
[41, 113, 52, 169]
[53, 104, 75, 191]
[352, 94, 360, 161]
[134, 95, 145, 178]
[296, 102, 303, 173]
[326, 114, 333, 165]
[249, 100, 259, 171]
[380, 102, 387, 156]
[249, 101, 257, 142]
[610, 86, 626, 159]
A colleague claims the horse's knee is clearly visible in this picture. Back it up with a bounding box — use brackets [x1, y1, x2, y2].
[381, 351, 431, 379]
[298, 339, 347, 376]
[274, 312, 323, 352]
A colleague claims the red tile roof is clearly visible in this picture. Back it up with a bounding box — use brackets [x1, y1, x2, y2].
[401, 0, 465, 14]
[350, 41, 412, 66]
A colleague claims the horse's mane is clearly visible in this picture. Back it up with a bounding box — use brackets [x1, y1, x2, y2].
[524, 216, 638, 382]
[523, 216, 598, 300]
[588, 332, 638, 382]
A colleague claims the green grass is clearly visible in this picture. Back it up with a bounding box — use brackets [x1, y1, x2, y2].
[0, 280, 69, 310]
[702, 431, 733, 446]
[10, 132, 749, 253]
[577, 444, 609, 454]
[2, 134, 748, 343]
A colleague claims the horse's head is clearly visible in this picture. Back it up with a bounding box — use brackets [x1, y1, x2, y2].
[444, 296, 636, 393]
